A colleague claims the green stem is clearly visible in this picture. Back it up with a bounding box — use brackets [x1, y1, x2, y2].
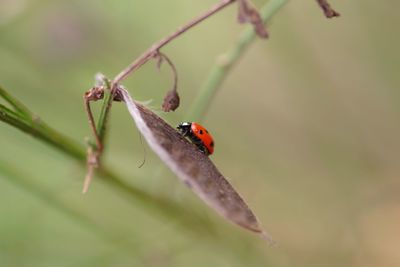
[96, 78, 113, 144]
[0, 104, 86, 161]
[0, 103, 26, 121]
[186, 0, 290, 121]
[0, 85, 33, 118]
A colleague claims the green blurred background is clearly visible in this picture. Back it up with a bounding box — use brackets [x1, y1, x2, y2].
[1, 0, 399, 266]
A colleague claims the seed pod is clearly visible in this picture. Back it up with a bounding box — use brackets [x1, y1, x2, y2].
[119, 87, 274, 243]
[162, 89, 180, 112]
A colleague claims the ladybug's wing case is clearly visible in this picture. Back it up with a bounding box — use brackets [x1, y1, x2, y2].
[191, 123, 214, 155]
[205, 137, 214, 155]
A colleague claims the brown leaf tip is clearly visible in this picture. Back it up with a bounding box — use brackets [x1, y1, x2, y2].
[316, 0, 340, 18]
[112, 87, 124, 102]
[237, 0, 269, 38]
[162, 89, 180, 112]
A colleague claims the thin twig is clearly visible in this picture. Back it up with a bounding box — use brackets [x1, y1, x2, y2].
[156, 52, 178, 93]
[113, 0, 236, 85]
[156, 52, 181, 111]
[83, 88, 103, 151]
[83, 147, 97, 193]
[83, 85, 106, 193]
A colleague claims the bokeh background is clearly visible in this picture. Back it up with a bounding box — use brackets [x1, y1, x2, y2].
[1, 0, 399, 266]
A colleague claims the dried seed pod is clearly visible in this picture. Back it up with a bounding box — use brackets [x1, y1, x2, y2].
[119, 87, 274, 243]
[162, 89, 180, 112]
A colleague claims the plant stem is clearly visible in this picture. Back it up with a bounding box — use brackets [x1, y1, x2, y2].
[0, 85, 33, 118]
[0, 105, 86, 160]
[96, 78, 113, 145]
[112, 0, 236, 85]
[186, 0, 289, 121]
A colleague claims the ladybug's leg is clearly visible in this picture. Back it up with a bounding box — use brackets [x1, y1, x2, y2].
[182, 127, 191, 137]
[190, 135, 202, 146]
[196, 144, 209, 155]
[190, 136, 209, 155]
[177, 125, 191, 137]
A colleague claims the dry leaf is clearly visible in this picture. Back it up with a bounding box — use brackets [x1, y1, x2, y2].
[237, 0, 269, 38]
[316, 0, 340, 18]
[119, 87, 274, 243]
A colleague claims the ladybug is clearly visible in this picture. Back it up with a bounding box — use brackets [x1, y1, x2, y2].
[177, 122, 214, 155]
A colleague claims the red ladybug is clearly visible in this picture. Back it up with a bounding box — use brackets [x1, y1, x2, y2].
[177, 122, 214, 155]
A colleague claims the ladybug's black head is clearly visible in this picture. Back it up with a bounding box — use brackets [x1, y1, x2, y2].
[177, 122, 191, 129]
[177, 122, 192, 135]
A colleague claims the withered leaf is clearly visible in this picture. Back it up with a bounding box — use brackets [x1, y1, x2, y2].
[316, 0, 340, 18]
[237, 0, 269, 38]
[119, 87, 273, 243]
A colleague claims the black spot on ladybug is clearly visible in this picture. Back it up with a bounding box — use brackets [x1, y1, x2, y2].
[210, 141, 214, 147]
[206, 130, 209, 133]
[199, 130, 203, 134]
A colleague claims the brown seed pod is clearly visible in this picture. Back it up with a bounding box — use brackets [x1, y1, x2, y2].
[162, 89, 180, 112]
[119, 87, 274, 243]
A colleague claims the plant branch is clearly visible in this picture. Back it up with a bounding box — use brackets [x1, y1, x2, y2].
[96, 77, 113, 144]
[0, 103, 26, 120]
[83, 77, 114, 193]
[0, 85, 33, 118]
[156, 52, 181, 112]
[156, 52, 178, 94]
[112, 0, 236, 85]
[84, 90, 102, 150]
[187, 0, 289, 121]
[0, 104, 86, 160]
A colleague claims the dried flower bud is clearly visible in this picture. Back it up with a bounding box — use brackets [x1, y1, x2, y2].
[85, 87, 104, 102]
[162, 89, 180, 112]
